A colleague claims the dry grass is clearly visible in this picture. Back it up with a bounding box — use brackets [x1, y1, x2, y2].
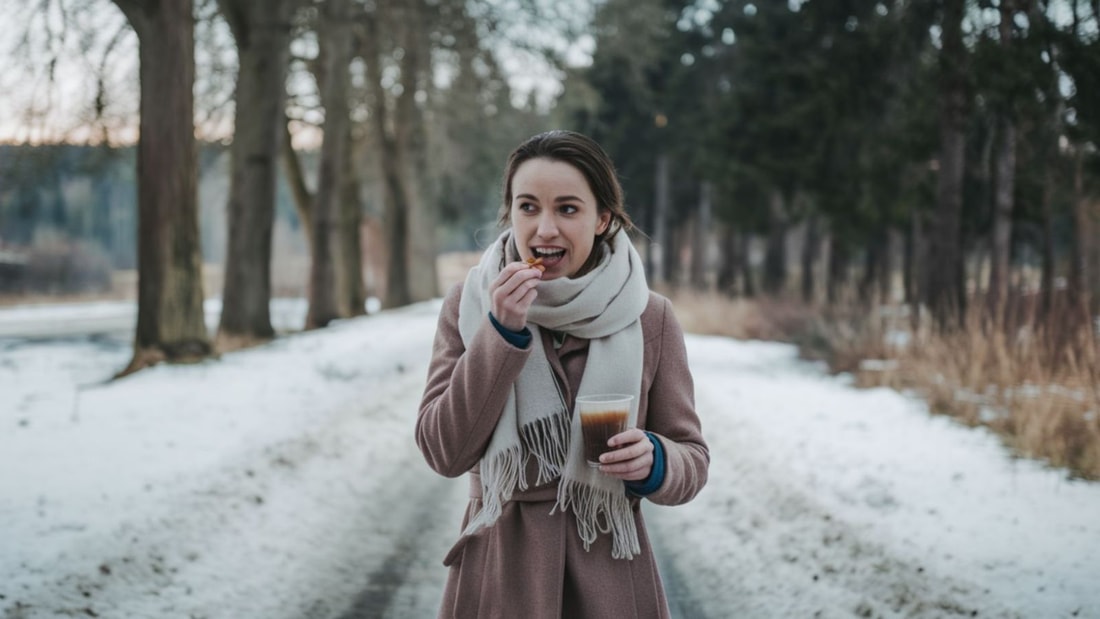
[665, 288, 1100, 481]
[657, 285, 815, 342]
[872, 311, 1100, 481]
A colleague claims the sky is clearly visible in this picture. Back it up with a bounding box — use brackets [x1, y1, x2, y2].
[0, 0, 596, 147]
[2, 297, 1098, 617]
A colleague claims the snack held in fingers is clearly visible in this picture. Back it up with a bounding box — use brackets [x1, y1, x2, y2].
[526, 256, 546, 272]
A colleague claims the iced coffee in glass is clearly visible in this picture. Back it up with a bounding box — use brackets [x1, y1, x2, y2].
[576, 394, 635, 467]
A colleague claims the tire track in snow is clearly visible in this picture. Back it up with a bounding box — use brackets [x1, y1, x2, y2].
[335, 471, 465, 619]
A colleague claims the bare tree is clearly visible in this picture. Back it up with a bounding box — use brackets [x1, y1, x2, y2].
[362, 0, 438, 309]
[302, 4, 366, 319]
[306, 0, 354, 328]
[112, 0, 211, 374]
[277, 0, 517, 314]
[362, 5, 410, 308]
[216, 0, 296, 348]
[279, 115, 366, 320]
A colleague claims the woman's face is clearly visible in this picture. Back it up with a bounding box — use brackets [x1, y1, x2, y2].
[509, 157, 611, 280]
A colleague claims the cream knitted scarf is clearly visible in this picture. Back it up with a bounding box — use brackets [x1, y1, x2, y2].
[456, 229, 649, 559]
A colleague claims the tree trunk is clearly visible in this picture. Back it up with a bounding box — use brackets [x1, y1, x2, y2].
[367, 0, 437, 309]
[801, 214, 820, 304]
[827, 235, 849, 306]
[717, 222, 737, 296]
[395, 0, 438, 303]
[1069, 149, 1092, 325]
[763, 190, 787, 295]
[904, 213, 916, 304]
[1090, 198, 1100, 320]
[1039, 175, 1055, 323]
[859, 230, 888, 305]
[306, 0, 353, 329]
[337, 126, 366, 317]
[690, 181, 712, 290]
[739, 231, 755, 298]
[988, 3, 1017, 324]
[907, 210, 923, 329]
[926, 0, 968, 329]
[650, 152, 670, 286]
[664, 222, 683, 287]
[379, 173, 410, 308]
[362, 8, 410, 309]
[114, 0, 211, 375]
[882, 228, 899, 303]
[216, 0, 294, 348]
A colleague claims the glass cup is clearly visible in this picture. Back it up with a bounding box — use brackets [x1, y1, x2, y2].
[576, 394, 635, 467]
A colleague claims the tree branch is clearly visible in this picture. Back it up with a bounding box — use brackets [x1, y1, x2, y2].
[281, 114, 315, 240]
[110, 0, 145, 29]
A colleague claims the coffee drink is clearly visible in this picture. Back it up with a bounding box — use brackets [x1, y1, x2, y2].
[581, 409, 630, 465]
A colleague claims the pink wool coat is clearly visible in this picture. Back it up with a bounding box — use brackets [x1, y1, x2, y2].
[416, 283, 709, 619]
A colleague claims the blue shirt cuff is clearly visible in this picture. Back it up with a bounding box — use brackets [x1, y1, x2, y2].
[488, 312, 532, 349]
[624, 432, 666, 497]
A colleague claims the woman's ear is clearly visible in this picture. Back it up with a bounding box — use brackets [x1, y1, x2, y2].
[596, 210, 612, 236]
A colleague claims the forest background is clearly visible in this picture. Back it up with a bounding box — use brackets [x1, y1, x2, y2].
[1, 0, 1098, 479]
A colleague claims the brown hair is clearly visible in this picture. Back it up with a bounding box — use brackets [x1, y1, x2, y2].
[498, 130, 633, 275]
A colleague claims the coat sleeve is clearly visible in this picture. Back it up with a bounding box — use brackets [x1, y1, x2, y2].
[642, 296, 709, 506]
[416, 284, 531, 477]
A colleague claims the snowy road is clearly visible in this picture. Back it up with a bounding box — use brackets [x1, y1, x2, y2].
[2, 300, 1099, 618]
[649, 338, 1099, 618]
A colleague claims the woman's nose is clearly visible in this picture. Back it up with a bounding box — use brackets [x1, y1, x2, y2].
[536, 213, 558, 238]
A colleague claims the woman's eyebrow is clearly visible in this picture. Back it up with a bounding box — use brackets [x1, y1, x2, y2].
[514, 193, 587, 203]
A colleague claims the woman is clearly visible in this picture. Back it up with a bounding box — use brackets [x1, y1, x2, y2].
[416, 130, 708, 618]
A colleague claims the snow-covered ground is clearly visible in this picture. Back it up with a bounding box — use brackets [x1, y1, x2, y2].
[1, 299, 1098, 618]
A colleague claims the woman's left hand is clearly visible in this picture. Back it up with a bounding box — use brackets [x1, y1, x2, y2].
[598, 428, 654, 481]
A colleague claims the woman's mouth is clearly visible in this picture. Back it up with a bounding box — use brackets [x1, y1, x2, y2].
[531, 247, 566, 268]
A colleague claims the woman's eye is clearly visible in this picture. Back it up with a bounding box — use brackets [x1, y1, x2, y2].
[518, 202, 536, 213]
[559, 204, 578, 215]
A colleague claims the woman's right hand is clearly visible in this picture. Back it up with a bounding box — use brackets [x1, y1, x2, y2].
[490, 262, 543, 331]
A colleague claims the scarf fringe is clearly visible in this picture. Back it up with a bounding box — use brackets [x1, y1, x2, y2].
[461, 443, 525, 537]
[519, 412, 570, 486]
[556, 477, 641, 560]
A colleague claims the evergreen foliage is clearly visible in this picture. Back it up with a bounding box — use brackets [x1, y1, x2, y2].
[562, 0, 1099, 326]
